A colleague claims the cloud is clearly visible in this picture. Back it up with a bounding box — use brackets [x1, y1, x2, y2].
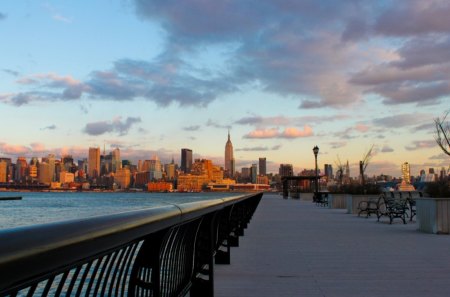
[236, 145, 282, 152]
[83, 117, 142, 136]
[372, 113, 431, 128]
[206, 119, 231, 129]
[40, 124, 56, 131]
[355, 124, 370, 133]
[405, 140, 437, 151]
[3, 69, 19, 76]
[381, 145, 394, 153]
[329, 141, 347, 149]
[183, 125, 200, 131]
[244, 126, 313, 139]
[429, 153, 448, 160]
[234, 114, 349, 127]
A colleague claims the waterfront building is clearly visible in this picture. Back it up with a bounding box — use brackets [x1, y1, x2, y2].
[257, 175, 269, 185]
[181, 148, 193, 173]
[148, 182, 173, 192]
[401, 162, 411, 183]
[88, 147, 100, 178]
[164, 163, 176, 180]
[177, 174, 209, 192]
[148, 155, 163, 181]
[224, 131, 235, 177]
[60, 171, 75, 184]
[48, 154, 56, 182]
[15, 157, 28, 182]
[28, 164, 38, 181]
[138, 160, 143, 172]
[112, 148, 121, 173]
[0, 158, 12, 181]
[279, 164, 293, 177]
[259, 158, 267, 176]
[38, 162, 51, 184]
[0, 161, 7, 183]
[114, 168, 131, 189]
[251, 164, 258, 184]
[324, 164, 333, 180]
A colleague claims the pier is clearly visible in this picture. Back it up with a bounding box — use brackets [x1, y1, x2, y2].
[215, 193, 450, 297]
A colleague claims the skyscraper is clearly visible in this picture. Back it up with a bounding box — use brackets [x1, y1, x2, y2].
[324, 164, 333, 179]
[259, 157, 267, 175]
[88, 147, 100, 178]
[251, 164, 258, 184]
[279, 164, 293, 176]
[112, 148, 121, 173]
[401, 162, 411, 183]
[224, 130, 235, 177]
[181, 148, 193, 173]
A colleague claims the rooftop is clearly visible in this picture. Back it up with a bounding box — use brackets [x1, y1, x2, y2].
[215, 193, 450, 297]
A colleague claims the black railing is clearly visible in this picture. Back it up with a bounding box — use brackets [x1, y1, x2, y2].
[0, 192, 262, 297]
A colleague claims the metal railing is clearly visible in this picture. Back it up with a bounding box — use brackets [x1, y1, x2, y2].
[0, 192, 262, 297]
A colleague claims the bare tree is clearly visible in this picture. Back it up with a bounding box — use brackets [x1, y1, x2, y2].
[359, 145, 374, 189]
[434, 110, 450, 157]
[335, 155, 345, 187]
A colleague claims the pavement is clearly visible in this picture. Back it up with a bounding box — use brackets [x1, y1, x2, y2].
[214, 193, 450, 297]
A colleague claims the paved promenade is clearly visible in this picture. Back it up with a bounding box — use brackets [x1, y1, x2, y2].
[215, 193, 450, 297]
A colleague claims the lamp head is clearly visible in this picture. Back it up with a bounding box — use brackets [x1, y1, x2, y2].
[313, 145, 319, 156]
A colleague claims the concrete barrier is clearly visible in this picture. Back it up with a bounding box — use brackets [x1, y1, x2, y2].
[417, 198, 450, 234]
[328, 194, 348, 209]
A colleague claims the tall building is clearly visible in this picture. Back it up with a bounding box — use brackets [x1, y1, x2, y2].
[324, 164, 333, 180]
[259, 157, 267, 175]
[401, 162, 411, 183]
[88, 147, 101, 178]
[38, 162, 51, 184]
[181, 148, 193, 173]
[15, 157, 28, 182]
[251, 164, 258, 184]
[112, 148, 121, 173]
[148, 155, 163, 180]
[0, 161, 7, 183]
[48, 154, 56, 182]
[114, 168, 131, 189]
[279, 164, 293, 177]
[224, 130, 235, 177]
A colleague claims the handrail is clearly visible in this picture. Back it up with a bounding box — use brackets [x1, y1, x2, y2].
[0, 192, 263, 297]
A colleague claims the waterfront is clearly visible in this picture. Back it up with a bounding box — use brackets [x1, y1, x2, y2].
[0, 191, 245, 229]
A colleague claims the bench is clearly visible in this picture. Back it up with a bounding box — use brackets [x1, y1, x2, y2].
[377, 192, 409, 224]
[406, 191, 422, 221]
[357, 197, 379, 218]
[313, 192, 329, 207]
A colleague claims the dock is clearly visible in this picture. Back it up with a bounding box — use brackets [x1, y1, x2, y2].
[0, 196, 22, 201]
[215, 193, 450, 297]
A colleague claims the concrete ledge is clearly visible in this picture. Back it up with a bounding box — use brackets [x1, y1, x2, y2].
[417, 198, 450, 234]
[328, 194, 348, 209]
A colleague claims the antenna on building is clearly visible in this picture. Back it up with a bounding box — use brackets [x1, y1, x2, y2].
[103, 142, 106, 155]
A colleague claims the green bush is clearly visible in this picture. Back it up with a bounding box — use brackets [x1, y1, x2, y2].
[328, 183, 381, 195]
[424, 181, 450, 198]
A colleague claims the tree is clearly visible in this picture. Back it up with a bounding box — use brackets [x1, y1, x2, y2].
[359, 145, 374, 190]
[334, 155, 345, 187]
[434, 110, 450, 157]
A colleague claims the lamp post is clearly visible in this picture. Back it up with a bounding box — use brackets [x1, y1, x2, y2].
[313, 146, 319, 198]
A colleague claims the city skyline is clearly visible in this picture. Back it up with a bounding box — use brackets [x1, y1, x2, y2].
[1, 1, 449, 177]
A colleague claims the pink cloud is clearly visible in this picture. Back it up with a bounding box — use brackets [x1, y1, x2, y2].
[280, 126, 313, 138]
[244, 126, 313, 139]
[244, 128, 279, 139]
[355, 124, 370, 133]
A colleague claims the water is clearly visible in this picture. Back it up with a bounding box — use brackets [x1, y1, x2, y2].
[0, 191, 244, 230]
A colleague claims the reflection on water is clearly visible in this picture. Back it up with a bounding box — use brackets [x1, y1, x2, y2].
[0, 191, 242, 229]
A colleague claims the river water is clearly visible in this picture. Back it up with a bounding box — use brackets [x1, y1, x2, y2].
[0, 191, 244, 229]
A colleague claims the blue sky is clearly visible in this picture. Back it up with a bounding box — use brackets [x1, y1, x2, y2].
[0, 0, 449, 176]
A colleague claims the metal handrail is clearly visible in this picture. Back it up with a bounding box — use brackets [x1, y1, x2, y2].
[0, 192, 263, 297]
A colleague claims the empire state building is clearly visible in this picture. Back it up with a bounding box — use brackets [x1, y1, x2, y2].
[225, 130, 235, 178]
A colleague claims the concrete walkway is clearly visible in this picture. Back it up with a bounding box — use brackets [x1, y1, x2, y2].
[215, 193, 450, 297]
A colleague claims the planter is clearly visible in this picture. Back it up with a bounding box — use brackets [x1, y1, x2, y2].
[346, 194, 380, 214]
[300, 192, 314, 202]
[327, 194, 349, 209]
[416, 198, 450, 234]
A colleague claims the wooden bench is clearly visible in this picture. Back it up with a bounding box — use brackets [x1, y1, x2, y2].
[406, 191, 422, 221]
[376, 192, 409, 224]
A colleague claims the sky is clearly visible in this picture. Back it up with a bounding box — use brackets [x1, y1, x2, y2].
[0, 0, 449, 177]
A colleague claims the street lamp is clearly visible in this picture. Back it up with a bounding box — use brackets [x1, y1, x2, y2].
[313, 146, 319, 200]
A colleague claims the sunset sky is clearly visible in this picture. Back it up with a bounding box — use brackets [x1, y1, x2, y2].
[0, 0, 449, 176]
